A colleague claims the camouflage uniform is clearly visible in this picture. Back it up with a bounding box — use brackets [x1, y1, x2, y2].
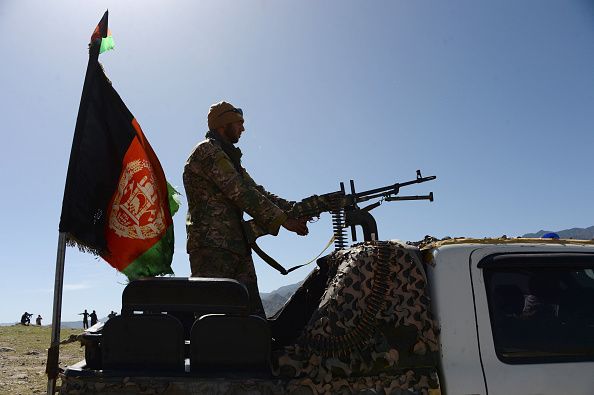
[184, 132, 294, 315]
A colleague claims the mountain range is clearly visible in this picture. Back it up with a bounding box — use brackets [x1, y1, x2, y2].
[260, 282, 302, 317]
[522, 226, 594, 240]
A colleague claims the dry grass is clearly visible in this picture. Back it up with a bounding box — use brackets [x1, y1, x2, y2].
[0, 325, 84, 395]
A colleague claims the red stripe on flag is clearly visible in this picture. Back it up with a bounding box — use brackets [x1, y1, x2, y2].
[102, 131, 171, 271]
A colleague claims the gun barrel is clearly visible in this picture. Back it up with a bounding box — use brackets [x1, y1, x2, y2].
[353, 175, 436, 201]
[384, 193, 434, 202]
[396, 175, 436, 189]
[353, 184, 395, 199]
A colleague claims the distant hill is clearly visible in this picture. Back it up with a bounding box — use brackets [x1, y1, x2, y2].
[42, 317, 109, 329]
[261, 282, 302, 317]
[522, 225, 594, 240]
[60, 320, 82, 329]
[0, 319, 103, 328]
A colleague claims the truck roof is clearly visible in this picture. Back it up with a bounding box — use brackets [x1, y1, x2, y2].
[415, 237, 594, 266]
[420, 237, 594, 250]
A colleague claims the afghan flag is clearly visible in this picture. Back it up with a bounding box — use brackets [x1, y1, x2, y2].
[59, 11, 179, 280]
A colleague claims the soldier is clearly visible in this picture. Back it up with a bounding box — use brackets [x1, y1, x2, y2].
[184, 101, 308, 317]
[79, 309, 89, 329]
[90, 310, 98, 327]
[20, 312, 33, 326]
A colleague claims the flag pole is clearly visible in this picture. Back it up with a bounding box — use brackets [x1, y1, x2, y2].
[46, 11, 107, 395]
[46, 232, 67, 395]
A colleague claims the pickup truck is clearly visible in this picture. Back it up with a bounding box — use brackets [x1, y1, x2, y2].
[59, 238, 594, 395]
[427, 238, 594, 395]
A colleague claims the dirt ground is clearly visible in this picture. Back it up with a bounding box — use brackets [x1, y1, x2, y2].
[0, 325, 84, 395]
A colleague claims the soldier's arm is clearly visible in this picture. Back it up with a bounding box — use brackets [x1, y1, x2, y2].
[243, 216, 308, 244]
[241, 170, 312, 240]
[190, 148, 287, 235]
[241, 171, 296, 212]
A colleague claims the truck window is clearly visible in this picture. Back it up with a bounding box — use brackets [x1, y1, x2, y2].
[483, 261, 594, 364]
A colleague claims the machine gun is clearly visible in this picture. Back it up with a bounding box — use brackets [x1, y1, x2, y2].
[290, 170, 436, 250]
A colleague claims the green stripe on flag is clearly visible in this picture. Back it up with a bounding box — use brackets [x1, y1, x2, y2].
[122, 226, 175, 280]
[99, 36, 115, 54]
[167, 182, 181, 216]
[121, 182, 181, 280]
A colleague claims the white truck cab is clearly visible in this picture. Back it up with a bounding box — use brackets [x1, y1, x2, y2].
[425, 239, 594, 395]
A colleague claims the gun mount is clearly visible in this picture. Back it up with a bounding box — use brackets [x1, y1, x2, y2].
[334, 169, 435, 249]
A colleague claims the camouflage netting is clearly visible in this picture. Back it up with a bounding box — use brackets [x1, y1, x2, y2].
[60, 374, 438, 395]
[275, 240, 440, 394]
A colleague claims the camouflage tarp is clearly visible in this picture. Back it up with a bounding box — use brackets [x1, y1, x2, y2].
[60, 374, 438, 395]
[274, 240, 440, 394]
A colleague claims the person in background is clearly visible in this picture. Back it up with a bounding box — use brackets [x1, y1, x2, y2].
[90, 310, 98, 327]
[79, 309, 89, 329]
[20, 312, 33, 326]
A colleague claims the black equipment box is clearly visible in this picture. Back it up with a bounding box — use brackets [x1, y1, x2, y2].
[122, 277, 250, 316]
[102, 314, 185, 372]
[191, 314, 271, 373]
[84, 277, 271, 375]
[122, 277, 251, 339]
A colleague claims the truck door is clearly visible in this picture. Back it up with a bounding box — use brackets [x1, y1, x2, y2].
[469, 249, 594, 395]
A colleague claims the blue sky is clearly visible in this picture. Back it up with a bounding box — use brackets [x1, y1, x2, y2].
[1, 0, 593, 324]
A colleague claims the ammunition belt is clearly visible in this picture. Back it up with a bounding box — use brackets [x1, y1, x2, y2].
[305, 241, 392, 357]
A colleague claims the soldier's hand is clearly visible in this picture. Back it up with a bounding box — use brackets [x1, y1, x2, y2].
[282, 218, 309, 236]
